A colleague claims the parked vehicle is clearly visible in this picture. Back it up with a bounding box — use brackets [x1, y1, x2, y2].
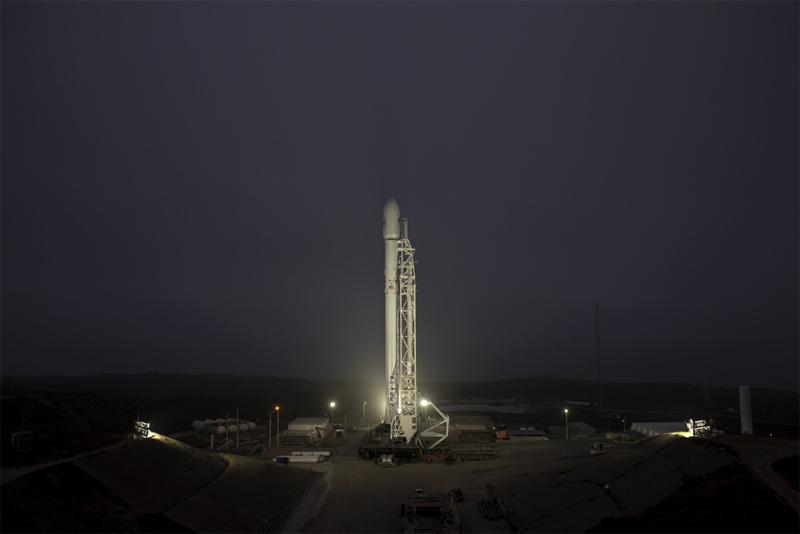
[449, 487, 466, 501]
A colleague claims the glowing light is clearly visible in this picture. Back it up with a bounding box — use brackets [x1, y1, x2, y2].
[421, 400, 428, 406]
[398, 408, 402, 414]
[275, 406, 279, 410]
[330, 402, 335, 408]
[564, 409, 569, 413]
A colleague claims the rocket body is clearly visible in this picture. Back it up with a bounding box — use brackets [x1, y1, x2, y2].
[383, 199, 400, 422]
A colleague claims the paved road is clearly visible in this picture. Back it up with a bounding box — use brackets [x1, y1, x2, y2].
[275, 437, 633, 533]
[166, 454, 305, 533]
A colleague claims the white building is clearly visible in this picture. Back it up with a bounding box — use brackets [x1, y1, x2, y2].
[280, 417, 332, 446]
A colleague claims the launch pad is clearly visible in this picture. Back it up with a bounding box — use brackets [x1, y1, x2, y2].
[358, 423, 501, 463]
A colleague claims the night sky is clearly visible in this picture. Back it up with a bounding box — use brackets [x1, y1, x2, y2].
[2, 2, 797, 391]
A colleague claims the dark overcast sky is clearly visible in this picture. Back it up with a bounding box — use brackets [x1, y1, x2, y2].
[2, 2, 797, 391]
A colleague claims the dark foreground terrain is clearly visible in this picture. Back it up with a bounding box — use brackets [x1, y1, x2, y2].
[1, 462, 192, 533]
[588, 462, 799, 533]
[1, 374, 798, 533]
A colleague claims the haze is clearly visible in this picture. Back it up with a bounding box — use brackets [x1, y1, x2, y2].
[2, 2, 797, 391]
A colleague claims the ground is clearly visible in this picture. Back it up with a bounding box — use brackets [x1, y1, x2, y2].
[1, 378, 797, 533]
[0, 462, 192, 533]
[2, 428, 798, 533]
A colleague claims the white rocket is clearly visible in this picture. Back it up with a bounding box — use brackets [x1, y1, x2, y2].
[383, 198, 401, 423]
[381, 198, 449, 446]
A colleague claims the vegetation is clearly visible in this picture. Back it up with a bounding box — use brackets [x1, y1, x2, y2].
[588, 463, 799, 533]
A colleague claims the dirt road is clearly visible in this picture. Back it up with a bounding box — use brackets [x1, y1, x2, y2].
[723, 435, 799, 514]
[0, 440, 128, 487]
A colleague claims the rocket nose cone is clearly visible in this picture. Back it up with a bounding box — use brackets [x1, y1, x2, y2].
[383, 198, 399, 213]
[383, 198, 401, 239]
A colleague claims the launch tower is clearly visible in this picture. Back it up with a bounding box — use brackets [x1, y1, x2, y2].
[383, 199, 448, 447]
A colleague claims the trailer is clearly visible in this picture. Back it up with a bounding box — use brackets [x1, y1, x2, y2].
[273, 454, 323, 464]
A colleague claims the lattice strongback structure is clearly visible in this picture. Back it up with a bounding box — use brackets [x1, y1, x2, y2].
[390, 220, 418, 440]
[383, 199, 449, 448]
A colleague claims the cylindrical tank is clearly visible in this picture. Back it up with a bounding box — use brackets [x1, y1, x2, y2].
[238, 423, 249, 432]
[214, 426, 226, 435]
[287, 455, 323, 463]
[227, 424, 238, 434]
[248, 422, 257, 431]
[192, 420, 206, 432]
[216, 418, 227, 425]
[739, 385, 753, 435]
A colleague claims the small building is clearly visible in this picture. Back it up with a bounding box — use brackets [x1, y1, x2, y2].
[10, 430, 35, 451]
[457, 424, 495, 443]
[281, 417, 332, 446]
[288, 417, 331, 432]
[569, 422, 596, 437]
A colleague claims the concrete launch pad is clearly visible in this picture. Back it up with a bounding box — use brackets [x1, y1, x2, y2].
[359, 423, 501, 463]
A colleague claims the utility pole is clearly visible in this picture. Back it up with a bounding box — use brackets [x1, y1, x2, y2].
[596, 304, 603, 419]
[225, 411, 230, 450]
[276, 406, 280, 447]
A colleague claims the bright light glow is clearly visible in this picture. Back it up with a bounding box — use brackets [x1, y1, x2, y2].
[330, 402, 335, 407]
[275, 406, 279, 410]
[564, 409, 569, 413]
[398, 408, 402, 414]
[421, 400, 428, 406]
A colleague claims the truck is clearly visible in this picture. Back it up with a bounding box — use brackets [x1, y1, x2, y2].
[401, 489, 460, 533]
[493, 423, 509, 440]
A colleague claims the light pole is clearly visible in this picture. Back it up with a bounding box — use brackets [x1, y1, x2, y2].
[565, 409, 569, 440]
[276, 406, 280, 447]
[330, 402, 335, 426]
[269, 411, 272, 448]
[363, 402, 366, 426]
[421, 399, 429, 422]
[622, 418, 626, 433]
[225, 411, 230, 450]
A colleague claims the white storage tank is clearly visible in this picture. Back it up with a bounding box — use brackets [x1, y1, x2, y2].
[227, 424, 238, 434]
[238, 423, 249, 433]
[248, 422, 257, 431]
[213, 426, 226, 435]
[288, 455, 323, 463]
[192, 420, 207, 432]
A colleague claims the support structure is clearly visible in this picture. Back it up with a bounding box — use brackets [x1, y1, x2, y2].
[382, 199, 449, 444]
[390, 222, 418, 440]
